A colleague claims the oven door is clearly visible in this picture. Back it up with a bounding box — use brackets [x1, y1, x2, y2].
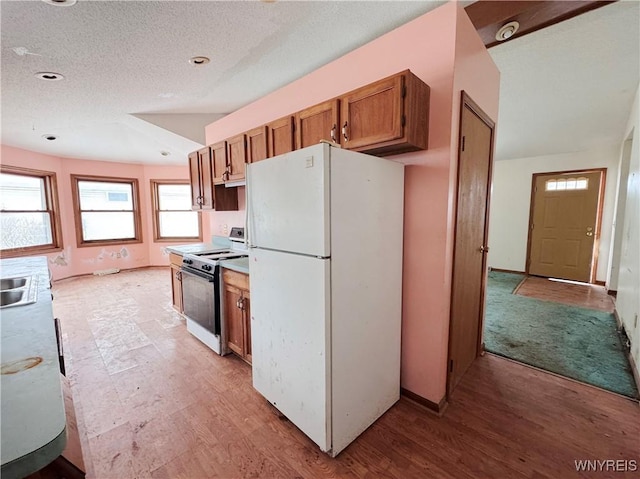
[180, 267, 220, 335]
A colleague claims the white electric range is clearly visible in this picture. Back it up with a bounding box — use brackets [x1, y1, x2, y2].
[180, 228, 247, 354]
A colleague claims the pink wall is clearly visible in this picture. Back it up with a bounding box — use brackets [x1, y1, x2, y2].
[1, 144, 197, 280]
[204, 3, 499, 404]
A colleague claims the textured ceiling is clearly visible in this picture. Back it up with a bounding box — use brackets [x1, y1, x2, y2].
[0, 0, 446, 165]
[1, 1, 638, 166]
[489, 0, 639, 161]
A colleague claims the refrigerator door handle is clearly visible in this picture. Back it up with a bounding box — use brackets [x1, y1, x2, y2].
[245, 166, 252, 248]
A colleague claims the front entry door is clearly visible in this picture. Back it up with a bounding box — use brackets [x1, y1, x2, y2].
[448, 93, 494, 395]
[528, 171, 603, 283]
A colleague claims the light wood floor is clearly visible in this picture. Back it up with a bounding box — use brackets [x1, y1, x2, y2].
[52, 268, 639, 479]
[515, 275, 615, 313]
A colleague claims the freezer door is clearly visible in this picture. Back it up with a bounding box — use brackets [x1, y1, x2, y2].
[247, 143, 330, 257]
[250, 247, 331, 452]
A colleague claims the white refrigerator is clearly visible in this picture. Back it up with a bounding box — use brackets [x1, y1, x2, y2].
[247, 143, 404, 457]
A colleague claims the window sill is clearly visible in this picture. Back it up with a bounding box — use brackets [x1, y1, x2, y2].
[76, 238, 143, 248]
[153, 237, 203, 243]
[0, 246, 63, 259]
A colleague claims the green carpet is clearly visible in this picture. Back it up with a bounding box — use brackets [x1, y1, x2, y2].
[484, 271, 638, 398]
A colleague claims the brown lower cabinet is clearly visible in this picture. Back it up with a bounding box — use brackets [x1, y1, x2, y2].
[169, 253, 183, 314]
[222, 269, 251, 364]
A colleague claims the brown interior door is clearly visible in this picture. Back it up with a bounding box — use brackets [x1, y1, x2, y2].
[448, 93, 494, 395]
[528, 171, 602, 283]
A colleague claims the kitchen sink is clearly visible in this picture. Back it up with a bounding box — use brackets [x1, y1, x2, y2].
[0, 275, 37, 309]
[1, 290, 25, 307]
[0, 277, 27, 290]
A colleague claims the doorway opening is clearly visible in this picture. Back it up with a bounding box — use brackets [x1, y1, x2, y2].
[483, 168, 637, 398]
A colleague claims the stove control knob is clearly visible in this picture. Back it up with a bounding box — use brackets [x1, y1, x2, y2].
[184, 259, 193, 265]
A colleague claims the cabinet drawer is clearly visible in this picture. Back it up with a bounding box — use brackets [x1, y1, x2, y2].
[222, 269, 249, 290]
[169, 253, 183, 267]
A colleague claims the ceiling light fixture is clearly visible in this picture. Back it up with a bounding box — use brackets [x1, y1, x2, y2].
[42, 0, 77, 6]
[35, 72, 64, 81]
[160, 151, 170, 157]
[189, 56, 210, 66]
[42, 135, 58, 141]
[495, 21, 520, 42]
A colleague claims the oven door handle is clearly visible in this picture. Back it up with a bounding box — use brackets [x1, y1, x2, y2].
[180, 267, 215, 282]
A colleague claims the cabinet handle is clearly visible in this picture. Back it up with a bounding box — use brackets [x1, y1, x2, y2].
[330, 124, 337, 143]
[342, 121, 349, 142]
[222, 170, 229, 182]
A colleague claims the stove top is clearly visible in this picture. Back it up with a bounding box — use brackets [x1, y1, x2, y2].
[182, 249, 247, 273]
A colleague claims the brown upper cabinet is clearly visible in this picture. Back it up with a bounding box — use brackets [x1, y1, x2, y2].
[203, 70, 429, 180]
[188, 144, 238, 211]
[246, 126, 269, 164]
[226, 133, 247, 181]
[296, 99, 340, 149]
[340, 70, 429, 156]
[268, 116, 295, 157]
[188, 147, 214, 209]
[211, 141, 228, 185]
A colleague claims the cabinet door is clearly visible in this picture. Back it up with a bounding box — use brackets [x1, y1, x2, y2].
[170, 265, 183, 314]
[225, 284, 245, 357]
[243, 292, 251, 364]
[296, 99, 340, 149]
[211, 141, 227, 185]
[226, 134, 247, 181]
[188, 151, 202, 209]
[246, 126, 269, 164]
[268, 116, 295, 157]
[198, 147, 214, 209]
[340, 74, 403, 150]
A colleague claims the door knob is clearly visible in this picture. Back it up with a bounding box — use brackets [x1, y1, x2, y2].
[586, 232, 593, 237]
[479, 246, 490, 253]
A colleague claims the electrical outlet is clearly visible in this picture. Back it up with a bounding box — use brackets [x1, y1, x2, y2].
[222, 224, 228, 235]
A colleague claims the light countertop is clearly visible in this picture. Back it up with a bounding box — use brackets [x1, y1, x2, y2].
[1, 256, 67, 479]
[220, 257, 250, 275]
[165, 243, 226, 256]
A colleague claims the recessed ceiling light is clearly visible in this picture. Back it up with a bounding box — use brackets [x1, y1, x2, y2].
[42, 135, 58, 141]
[42, 0, 77, 6]
[160, 151, 170, 157]
[35, 72, 64, 81]
[189, 56, 210, 66]
[495, 21, 520, 42]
